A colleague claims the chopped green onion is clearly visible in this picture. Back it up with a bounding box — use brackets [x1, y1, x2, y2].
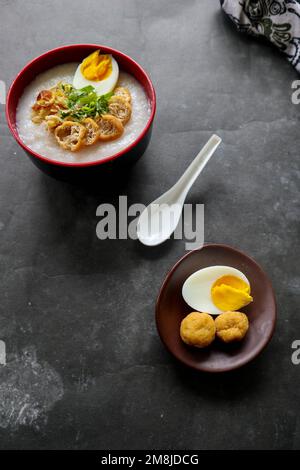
[59, 84, 113, 121]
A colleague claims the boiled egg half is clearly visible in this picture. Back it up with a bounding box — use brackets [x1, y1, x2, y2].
[182, 266, 253, 315]
[73, 50, 119, 95]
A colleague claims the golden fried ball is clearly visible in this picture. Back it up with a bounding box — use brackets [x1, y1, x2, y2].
[180, 312, 216, 348]
[215, 311, 249, 343]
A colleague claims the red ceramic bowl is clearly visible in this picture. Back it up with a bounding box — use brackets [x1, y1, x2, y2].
[6, 44, 156, 182]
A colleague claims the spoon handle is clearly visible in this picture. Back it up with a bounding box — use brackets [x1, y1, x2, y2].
[177, 134, 222, 196]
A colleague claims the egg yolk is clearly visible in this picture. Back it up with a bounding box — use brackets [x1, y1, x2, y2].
[80, 50, 112, 81]
[211, 275, 253, 311]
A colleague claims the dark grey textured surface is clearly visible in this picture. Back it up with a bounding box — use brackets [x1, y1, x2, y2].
[0, 0, 299, 450]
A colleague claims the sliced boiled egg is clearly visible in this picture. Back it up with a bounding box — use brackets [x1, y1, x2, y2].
[182, 266, 253, 316]
[73, 50, 119, 95]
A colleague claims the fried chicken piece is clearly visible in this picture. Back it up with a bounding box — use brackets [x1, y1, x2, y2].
[108, 95, 131, 125]
[97, 114, 124, 141]
[180, 312, 216, 348]
[54, 121, 86, 152]
[114, 86, 131, 104]
[82, 118, 100, 146]
[215, 311, 249, 343]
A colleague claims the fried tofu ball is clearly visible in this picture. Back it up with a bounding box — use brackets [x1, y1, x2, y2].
[108, 95, 132, 125]
[180, 312, 216, 348]
[215, 311, 249, 343]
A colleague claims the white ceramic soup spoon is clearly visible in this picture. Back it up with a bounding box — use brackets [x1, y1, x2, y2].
[136, 134, 222, 246]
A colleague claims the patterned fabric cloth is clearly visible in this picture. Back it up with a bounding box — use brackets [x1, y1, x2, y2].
[220, 0, 300, 72]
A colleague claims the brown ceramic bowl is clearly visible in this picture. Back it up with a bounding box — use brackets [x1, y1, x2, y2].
[156, 244, 276, 372]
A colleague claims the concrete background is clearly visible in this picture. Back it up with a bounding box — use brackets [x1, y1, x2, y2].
[0, 0, 299, 449]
